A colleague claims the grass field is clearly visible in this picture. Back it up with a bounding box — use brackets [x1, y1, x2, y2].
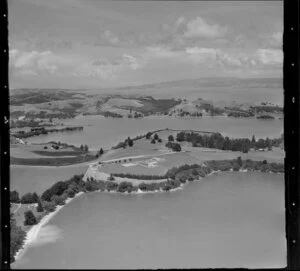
[10, 142, 97, 166]
[10, 155, 97, 166]
[92, 134, 284, 179]
[10, 203, 46, 230]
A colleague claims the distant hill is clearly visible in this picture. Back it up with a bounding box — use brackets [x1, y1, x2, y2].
[9, 77, 283, 121]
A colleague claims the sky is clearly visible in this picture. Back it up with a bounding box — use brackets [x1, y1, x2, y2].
[8, 0, 283, 89]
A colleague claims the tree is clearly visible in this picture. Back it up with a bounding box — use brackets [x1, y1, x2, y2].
[10, 214, 26, 263]
[20, 192, 39, 204]
[262, 159, 268, 165]
[36, 201, 44, 212]
[154, 134, 159, 140]
[172, 143, 181, 152]
[256, 138, 266, 149]
[80, 144, 84, 151]
[107, 174, 115, 181]
[128, 138, 134, 147]
[192, 140, 198, 147]
[151, 138, 156, 144]
[265, 137, 272, 150]
[146, 132, 152, 139]
[42, 201, 56, 212]
[32, 192, 39, 203]
[24, 210, 37, 226]
[84, 145, 89, 152]
[51, 194, 67, 206]
[251, 135, 256, 146]
[176, 132, 185, 142]
[41, 181, 68, 202]
[10, 191, 20, 203]
[237, 156, 243, 167]
[168, 135, 174, 142]
[99, 148, 104, 155]
[158, 138, 162, 143]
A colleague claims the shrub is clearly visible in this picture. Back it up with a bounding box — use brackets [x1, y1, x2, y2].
[20, 192, 39, 204]
[65, 187, 76, 198]
[36, 201, 44, 212]
[128, 138, 134, 147]
[41, 181, 69, 202]
[85, 180, 100, 192]
[146, 132, 152, 139]
[158, 138, 162, 143]
[105, 181, 118, 191]
[232, 162, 241, 171]
[10, 215, 26, 263]
[177, 176, 186, 183]
[165, 142, 181, 152]
[151, 139, 156, 144]
[168, 135, 174, 142]
[138, 183, 148, 191]
[10, 191, 20, 203]
[51, 194, 67, 206]
[192, 169, 199, 176]
[117, 182, 134, 193]
[42, 201, 56, 212]
[112, 173, 166, 180]
[24, 210, 37, 226]
[188, 176, 194, 182]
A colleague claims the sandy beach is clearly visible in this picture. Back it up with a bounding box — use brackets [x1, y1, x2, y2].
[14, 191, 84, 262]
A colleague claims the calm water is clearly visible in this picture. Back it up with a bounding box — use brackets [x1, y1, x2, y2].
[26, 116, 283, 150]
[13, 172, 285, 269]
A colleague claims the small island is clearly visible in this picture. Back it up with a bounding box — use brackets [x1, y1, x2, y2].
[12, 126, 84, 139]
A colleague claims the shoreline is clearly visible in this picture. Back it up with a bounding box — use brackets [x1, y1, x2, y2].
[14, 191, 84, 262]
[12, 167, 283, 264]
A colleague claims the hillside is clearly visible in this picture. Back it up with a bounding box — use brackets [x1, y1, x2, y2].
[9, 77, 283, 124]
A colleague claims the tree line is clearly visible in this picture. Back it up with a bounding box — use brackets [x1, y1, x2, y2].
[175, 131, 283, 152]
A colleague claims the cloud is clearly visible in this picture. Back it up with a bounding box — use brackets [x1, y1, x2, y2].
[272, 32, 282, 45]
[9, 48, 144, 81]
[256, 30, 282, 49]
[185, 46, 278, 69]
[256, 49, 283, 65]
[185, 46, 244, 67]
[186, 47, 218, 58]
[74, 54, 143, 80]
[103, 30, 120, 44]
[73, 63, 116, 80]
[159, 16, 229, 49]
[183, 17, 227, 39]
[93, 30, 121, 46]
[146, 46, 180, 58]
[9, 49, 58, 74]
[122, 54, 140, 70]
